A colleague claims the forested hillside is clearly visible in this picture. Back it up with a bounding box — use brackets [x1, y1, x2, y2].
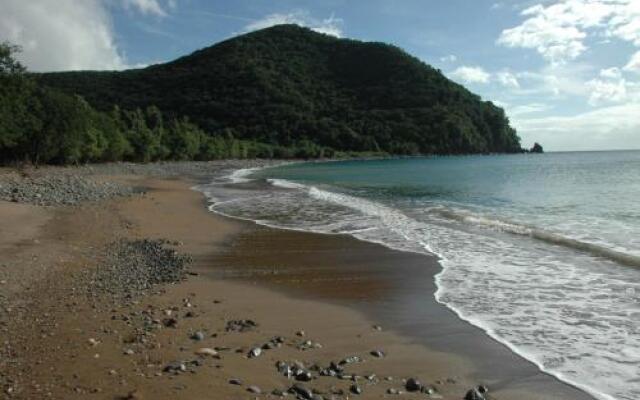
[39, 25, 522, 157]
[1, 25, 522, 165]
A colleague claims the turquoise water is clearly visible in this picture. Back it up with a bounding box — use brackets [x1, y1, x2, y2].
[202, 151, 640, 400]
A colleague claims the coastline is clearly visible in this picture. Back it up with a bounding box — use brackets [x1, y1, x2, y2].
[0, 164, 594, 399]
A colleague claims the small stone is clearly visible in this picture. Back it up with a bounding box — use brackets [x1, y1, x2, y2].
[88, 338, 99, 346]
[350, 384, 362, 395]
[247, 385, 262, 394]
[373, 325, 382, 331]
[464, 386, 488, 400]
[248, 347, 262, 358]
[295, 370, 312, 382]
[290, 384, 313, 400]
[163, 362, 186, 373]
[229, 378, 242, 385]
[122, 390, 143, 400]
[370, 349, 385, 358]
[194, 348, 218, 357]
[405, 377, 422, 392]
[123, 349, 134, 355]
[191, 331, 205, 341]
[387, 388, 400, 395]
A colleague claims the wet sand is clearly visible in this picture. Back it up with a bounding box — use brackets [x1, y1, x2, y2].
[209, 223, 595, 400]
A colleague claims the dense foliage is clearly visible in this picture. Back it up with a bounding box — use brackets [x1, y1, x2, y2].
[38, 25, 522, 157]
[2, 42, 325, 164]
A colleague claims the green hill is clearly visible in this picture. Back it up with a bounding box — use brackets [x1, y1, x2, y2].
[38, 24, 521, 156]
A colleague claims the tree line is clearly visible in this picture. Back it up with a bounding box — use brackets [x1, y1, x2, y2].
[1, 42, 362, 165]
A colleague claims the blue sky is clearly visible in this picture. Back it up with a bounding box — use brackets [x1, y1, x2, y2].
[2, 0, 639, 151]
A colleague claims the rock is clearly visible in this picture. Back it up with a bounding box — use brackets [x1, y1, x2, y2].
[296, 330, 305, 337]
[121, 390, 143, 400]
[191, 331, 205, 341]
[88, 338, 99, 346]
[405, 378, 422, 392]
[271, 388, 288, 397]
[530, 142, 544, 153]
[248, 347, 262, 358]
[464, 387, 486, 400]
[194, 348, 218, 357]
[290, 384, 313, 400]
[370, 350, 385, 358]
[247, 385, 262, 394]
[225, 319, 257, 332]
[373, 325, 382, 331]
[350, 384, 362, 395]
[123, 349, 134, 355]
[295, 369, 312, 382]
[163, 361, 187, 373]
[338, 355, 361, 365]
[387, 388, 401, 395]
[228, 378, 242, 385]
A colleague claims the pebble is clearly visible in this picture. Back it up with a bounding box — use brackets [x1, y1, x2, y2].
[191, 331, 205, 341]
[290, 384, 313, 400]
[247, 385, 262, 394]
[229, 378, 242, 385]
[194, 348, 218, 358]
[405, 377, 422, 392]
[370, 349, 385, 358]
[350, 384, 362, 395]
[248, 347, 262, 358]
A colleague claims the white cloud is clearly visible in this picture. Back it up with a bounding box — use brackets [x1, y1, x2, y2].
[439, 54, 457, 63]
[244, 11, 343, 37]
[600, 67, 622, 79]
[450, 66, 491, 84]
[496, 71, 520, 88]
[514, 103, 640, 151]
[508, 103, 549, 116]
[624, 51, 640, 72]
[121, 0, 168, 17]
[586, 78, 628, 105]
[498, 0, 640, 64]
[0, 0, 126, 71]
[0, 0, 175, 71]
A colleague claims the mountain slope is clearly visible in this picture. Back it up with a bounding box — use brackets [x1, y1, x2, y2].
[38, 24, 522, 155]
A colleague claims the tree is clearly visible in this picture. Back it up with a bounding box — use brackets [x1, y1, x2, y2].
[0, 42, 26, 75]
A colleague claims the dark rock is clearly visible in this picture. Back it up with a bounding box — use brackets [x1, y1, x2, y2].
[295, 369, 312, 382]
[530, 142, 544, 153]
[370, 350, 385, 358]
[464, 387, 487, 400]
[350, 384, 362, 395]
[290, 384, 313, 400]
[225, 319, 257, 332]
[228, 378, 242, 385]
[191, 331, 204, 341]
[405, 377, 422, 392]
[163, 361, 186, 374]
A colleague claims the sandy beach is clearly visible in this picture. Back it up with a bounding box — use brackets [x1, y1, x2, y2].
[0, 164, 594, 400]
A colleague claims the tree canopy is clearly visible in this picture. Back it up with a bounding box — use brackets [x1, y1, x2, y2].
[1, 25, 523, 165]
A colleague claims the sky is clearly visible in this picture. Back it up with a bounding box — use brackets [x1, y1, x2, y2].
[1, 0, 639, 151]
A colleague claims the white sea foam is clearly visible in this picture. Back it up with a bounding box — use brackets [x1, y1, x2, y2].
[199, 171, 640, 400]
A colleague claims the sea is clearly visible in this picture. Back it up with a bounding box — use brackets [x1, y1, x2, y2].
[198, 151, 640, 400]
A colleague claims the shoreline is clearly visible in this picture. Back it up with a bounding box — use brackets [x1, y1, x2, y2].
[0, 163, 595, 399]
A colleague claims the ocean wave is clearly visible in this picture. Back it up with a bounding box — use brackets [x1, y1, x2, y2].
[432, 207, 640, 269]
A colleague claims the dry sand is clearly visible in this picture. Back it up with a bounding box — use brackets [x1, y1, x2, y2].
[0, 173, 594, 400]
